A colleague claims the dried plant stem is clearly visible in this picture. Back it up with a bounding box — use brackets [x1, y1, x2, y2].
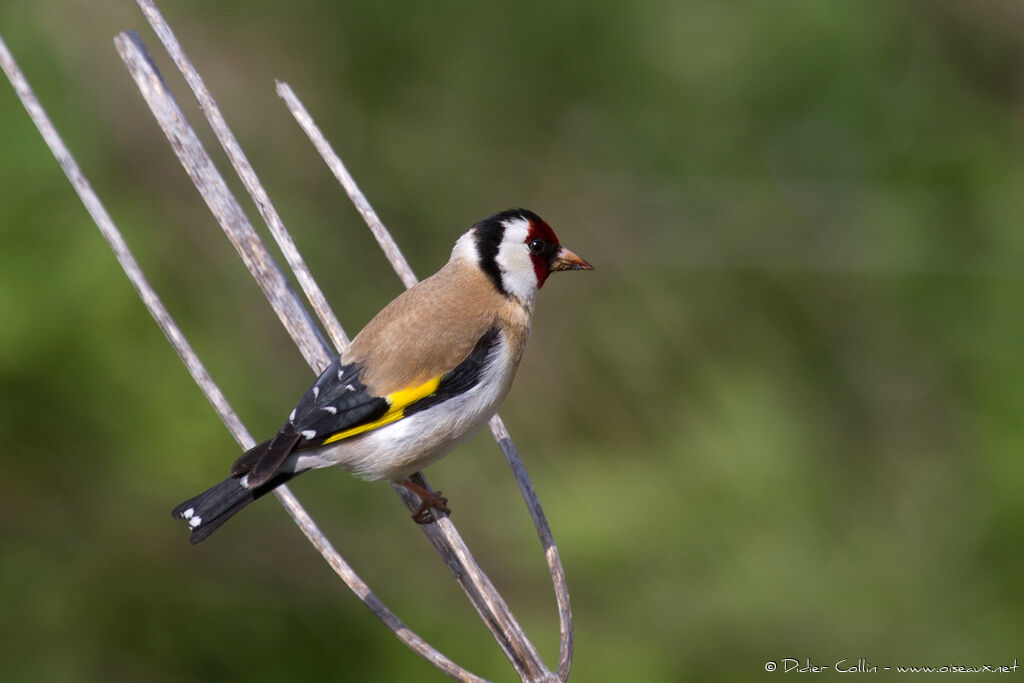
[135, 0, 349, 351]
[489, 417, 575, 680]
[272, 81, 419, 290]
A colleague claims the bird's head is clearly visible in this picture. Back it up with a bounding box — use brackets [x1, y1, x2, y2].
[454, 209, 592, 305]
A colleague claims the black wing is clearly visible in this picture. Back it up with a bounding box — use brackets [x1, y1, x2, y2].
[231, 357, 388, 487]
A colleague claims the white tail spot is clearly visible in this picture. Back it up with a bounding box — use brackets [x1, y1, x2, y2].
[189, 515, 203, 528]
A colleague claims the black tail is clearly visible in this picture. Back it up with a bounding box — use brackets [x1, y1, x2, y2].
[171, 471, 298, 544]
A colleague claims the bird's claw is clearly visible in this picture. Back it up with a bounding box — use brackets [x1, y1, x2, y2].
[411, 490, 450, 524]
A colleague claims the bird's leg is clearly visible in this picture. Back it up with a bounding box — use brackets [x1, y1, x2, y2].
[401, 473, 451, 524]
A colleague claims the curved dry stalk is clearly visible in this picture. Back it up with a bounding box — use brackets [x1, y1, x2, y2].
[489, 417, 575, 680]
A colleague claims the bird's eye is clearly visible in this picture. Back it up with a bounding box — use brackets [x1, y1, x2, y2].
[529, 239, 546, 255]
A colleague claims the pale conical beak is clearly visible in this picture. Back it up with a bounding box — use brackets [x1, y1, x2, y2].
[550, 246, 594, 272]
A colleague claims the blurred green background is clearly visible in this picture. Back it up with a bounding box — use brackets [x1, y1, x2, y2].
[2, 1, 1023, 681]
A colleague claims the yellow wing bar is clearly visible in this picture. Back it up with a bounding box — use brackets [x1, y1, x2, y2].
[322, 375, 442, 445]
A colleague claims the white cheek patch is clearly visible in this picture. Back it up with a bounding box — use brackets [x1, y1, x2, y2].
[495, 217, 538, 303]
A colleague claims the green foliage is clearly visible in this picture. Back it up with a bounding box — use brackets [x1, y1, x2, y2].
[3, 1, 1023, 680]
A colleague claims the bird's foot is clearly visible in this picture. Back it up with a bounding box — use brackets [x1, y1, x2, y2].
[401, 477, 451, 524]
[411, 492, 450, 524]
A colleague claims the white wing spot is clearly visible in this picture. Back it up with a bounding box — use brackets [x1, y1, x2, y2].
[345, 383, 356, 392]
[301, 429, 317, 440]
[322, 405, 337, 414]
[288, 408, 296, 422]
[337, 368, 346, 380]
[312, 386, 320, 399]
[240, 474, 251, 489]
[182, 507, 194, 519]
[189, 515, 203, 528]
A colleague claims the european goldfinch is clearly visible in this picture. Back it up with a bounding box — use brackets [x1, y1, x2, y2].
[173, 209, 592, 543]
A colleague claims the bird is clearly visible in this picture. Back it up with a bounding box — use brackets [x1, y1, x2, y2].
[172, 209, 592, 543]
